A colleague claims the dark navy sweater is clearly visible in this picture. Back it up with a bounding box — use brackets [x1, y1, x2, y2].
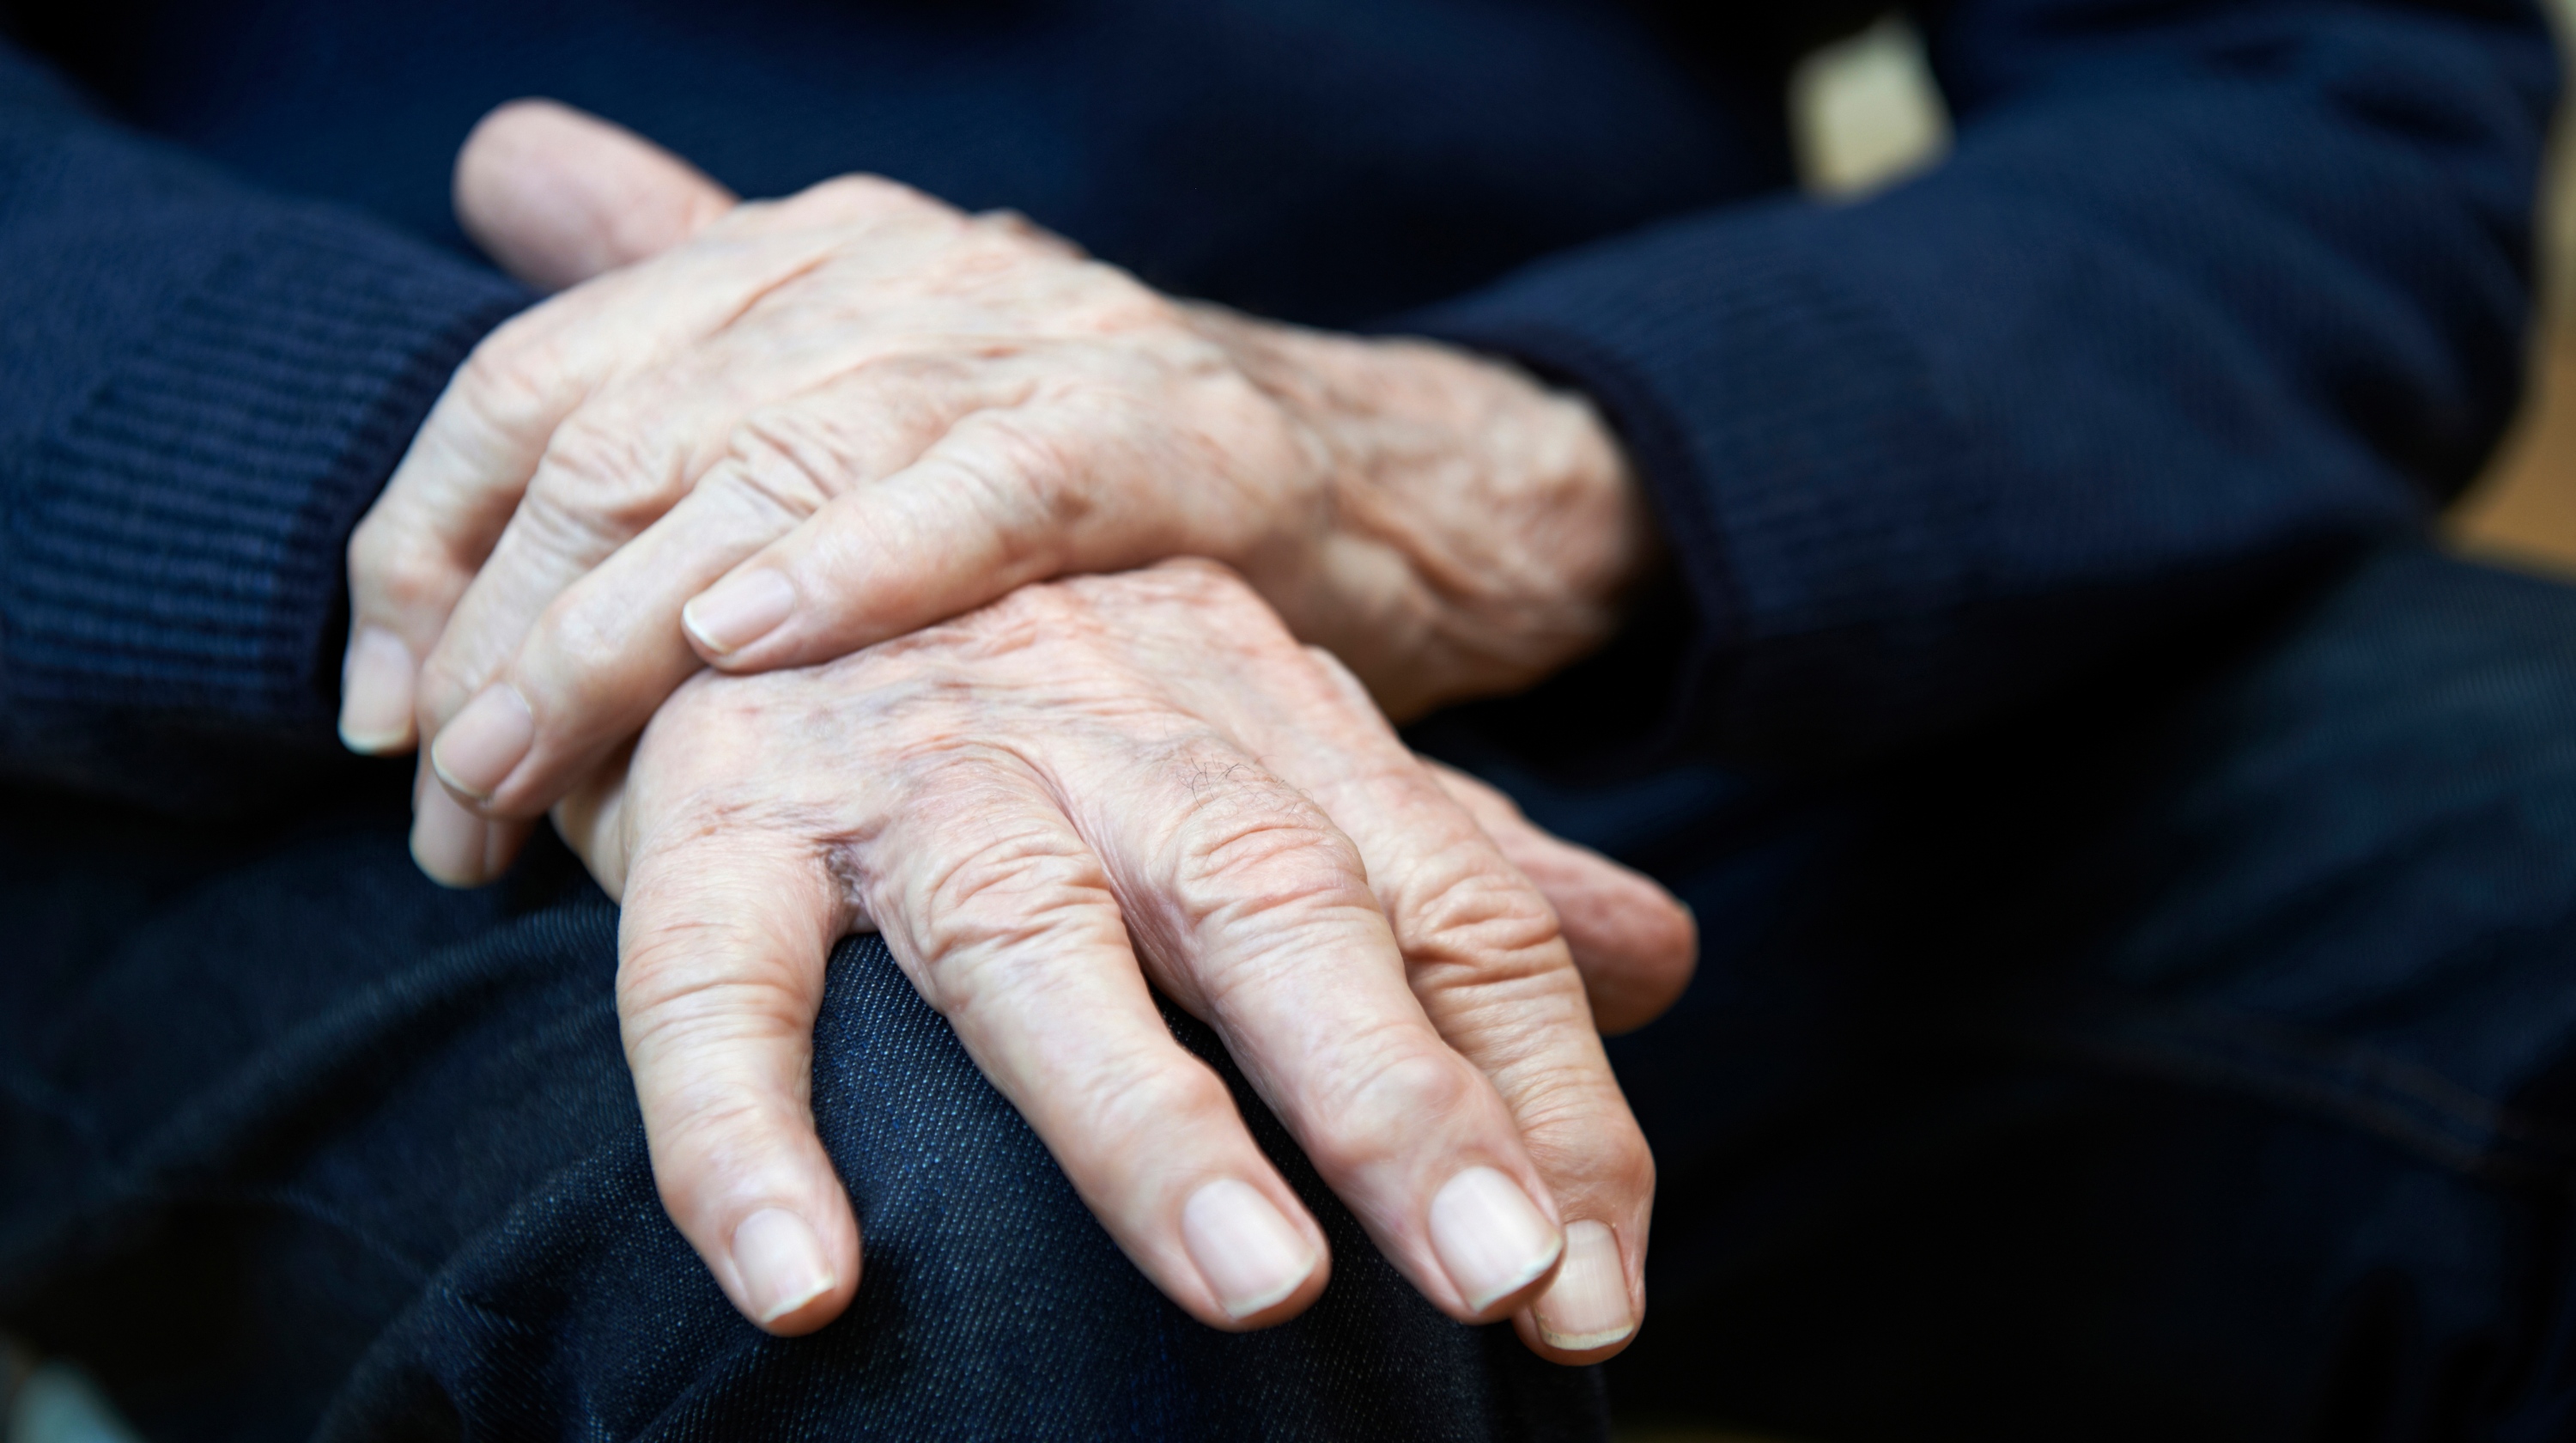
[0, 0, 2555, 808]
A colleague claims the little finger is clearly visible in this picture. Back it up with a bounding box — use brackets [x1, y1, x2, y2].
[1047, 722, 1567, 1325]
[1213, 653, 1655, 1361]
[1420, 759, 1698, 1035]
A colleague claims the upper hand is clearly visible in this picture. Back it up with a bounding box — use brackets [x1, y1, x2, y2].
[555, 560, 1689, 1356]
[339, 100, 1658, 886]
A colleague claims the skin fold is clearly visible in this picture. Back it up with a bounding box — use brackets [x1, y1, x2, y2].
[343, 101, 1657, 886]
[341, 100, 1698, 1355]
[554, 562, 1661, 1357]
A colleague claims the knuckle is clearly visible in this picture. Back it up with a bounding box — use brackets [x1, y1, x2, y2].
[1393, 852, 1567, 983]
[960, 413, 1091, 526]
[617, 916, 827, 1062]
[646, 1091, 807, 1221]
[916, 417, 1097, 579]
[1099, 559, 1280, 642]
[1167, 771, 1364, 910]
[1607, 1128, 1656, 1196]
[848, 174, 937, 210]
[646, 1085, 778, 1150]
[1525, 1091, 1656, 1201]
[413, 650, 485, 722]
[1151, 555, 1255, 600]
[347, 519, 454, 616]
[522, 592, 637, 715]
[345, 508, 398, 572]
[639, 1086, 804, 1218]
[897, 806, 1115, 989]
[933, 578, 1087, 655]
[809, 173, 948, 223]
[617, 961, 811, 1056]
[977, 576, 1095, 636]
[1299, 643, 1381, 714]
[453, 323, 565, 431]
[720, 411, 854, 514]
[973, 208, 1088, 262]
[513, 473, 651, 566]
[1056, 265, 1180, 333]
[1423, 758, 1516, 817]
[538, 417, 686, 521]
[927, 825, 1106, 929]
[1063, 1055, 1236, 1158]
[1301, 1042, 1479, 1173]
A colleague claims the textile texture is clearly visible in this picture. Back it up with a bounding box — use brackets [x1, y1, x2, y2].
[0, 0, 2555, 798]
[0, 0, 2568, 1435]
[1434, 545, 2576, 1440]
[0, 788, 1603, 1440]
[2, 545, 2573, 1439]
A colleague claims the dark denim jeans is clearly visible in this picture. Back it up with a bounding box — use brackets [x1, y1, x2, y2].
[5, 544, 2575, 1441]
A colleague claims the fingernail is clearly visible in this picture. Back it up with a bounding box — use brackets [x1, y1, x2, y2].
[733, 1208, 835, 1324]
[338, 627, 417, 754]
[683, 569, 796, 657]
[410, 780, 496, 888]
[1182, 1179, 1320, 1320]
[1533, 1220, 1635, 1351]
[1428, 1166, 1561, 1313]
[430, 685, 535, 802]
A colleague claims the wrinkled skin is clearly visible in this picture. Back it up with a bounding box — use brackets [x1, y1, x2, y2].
[337, 100, 1658, 885]
[339, 102, 1698, 1350]
[556, 561, 1682, 1358]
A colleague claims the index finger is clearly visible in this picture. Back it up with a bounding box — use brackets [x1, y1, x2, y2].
[337, 209, 867, 757]
[617, 826, 862, 1333]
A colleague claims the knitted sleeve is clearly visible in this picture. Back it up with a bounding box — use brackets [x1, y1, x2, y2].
[0, 40, 529, 810]
[1409, 0, 2555, 764]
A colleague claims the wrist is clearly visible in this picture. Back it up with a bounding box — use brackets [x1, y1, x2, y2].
[1191, 304, 1660, 716]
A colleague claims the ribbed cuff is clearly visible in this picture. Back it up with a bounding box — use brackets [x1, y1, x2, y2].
[5, 212, 529, 734]
[1400, 202, 1970, 761]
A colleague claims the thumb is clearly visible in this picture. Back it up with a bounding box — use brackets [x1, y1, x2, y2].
[454, 98, 739, 292]
[1422, 759, 1698, 1034]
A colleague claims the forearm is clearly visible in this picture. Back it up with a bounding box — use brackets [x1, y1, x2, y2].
[1407, 0, 2555, 762]
[0, 40, 529, 809]
[1185, 304, 1661, 719]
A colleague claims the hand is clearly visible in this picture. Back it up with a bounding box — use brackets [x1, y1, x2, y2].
[555, 560, 1688, 1357]
[339, 100, 1660, 885]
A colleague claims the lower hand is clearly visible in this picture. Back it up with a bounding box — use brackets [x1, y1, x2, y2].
[555, 561, 1692, 1358]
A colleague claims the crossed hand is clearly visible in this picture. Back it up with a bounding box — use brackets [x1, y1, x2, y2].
[341, 102, 1694, 1361]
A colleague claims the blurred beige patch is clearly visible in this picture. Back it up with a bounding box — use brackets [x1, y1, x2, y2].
[2451, 326, 2576, 575]
[1789, 15, 1950, 198]
[2448, 0, 2576, 575]
[1790, 3, 2576, 578]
